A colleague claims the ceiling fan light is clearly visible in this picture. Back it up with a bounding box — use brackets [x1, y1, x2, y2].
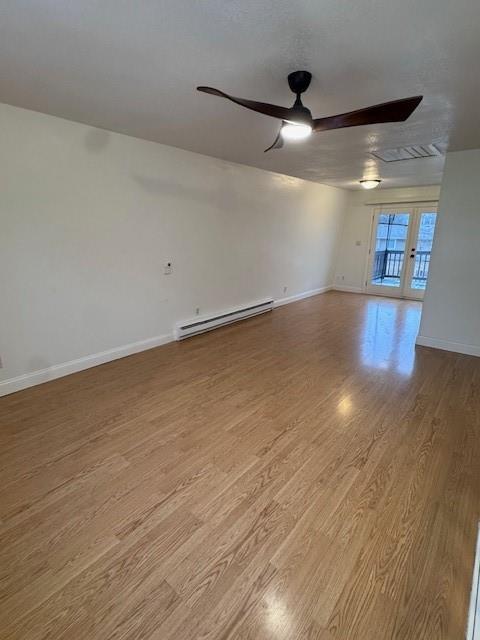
[281, 122, 312, 141]
[360, 179, 382, 189]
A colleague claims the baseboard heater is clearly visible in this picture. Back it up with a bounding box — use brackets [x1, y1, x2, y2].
[175, 299, 273, 340]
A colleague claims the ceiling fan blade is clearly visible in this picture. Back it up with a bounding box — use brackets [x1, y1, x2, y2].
[197, 86, 294, 122]
[313, 96, 423, 132]
[264, 126, 284, 152]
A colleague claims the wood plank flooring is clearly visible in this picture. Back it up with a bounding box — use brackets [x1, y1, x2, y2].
[0, 291, 479, 639]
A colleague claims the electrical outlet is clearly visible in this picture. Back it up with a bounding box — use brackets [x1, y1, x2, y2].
[283, 286, 288, 293]
[195, 308, 200, 316]
[0, 355, 3, 368]
[164, 262, 172, 275]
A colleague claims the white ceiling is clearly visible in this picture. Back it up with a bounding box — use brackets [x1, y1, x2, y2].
[0, 0, 479, 189]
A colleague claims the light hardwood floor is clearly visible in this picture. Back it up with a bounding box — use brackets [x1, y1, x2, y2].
[1, 291, 479, 639]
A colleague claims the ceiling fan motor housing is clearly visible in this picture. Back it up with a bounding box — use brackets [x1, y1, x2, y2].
[287, 70, 312, 95]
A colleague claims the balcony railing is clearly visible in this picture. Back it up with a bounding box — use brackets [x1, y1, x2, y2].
[413, 251, 431, 280]
[373, 250, 431, 282]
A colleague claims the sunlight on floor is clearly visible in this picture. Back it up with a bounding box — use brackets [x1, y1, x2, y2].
[360, 298, 422, 376]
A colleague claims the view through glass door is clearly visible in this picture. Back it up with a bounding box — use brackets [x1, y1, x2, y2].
[366, 205, 437, 300]
[403, 208, 437, 298]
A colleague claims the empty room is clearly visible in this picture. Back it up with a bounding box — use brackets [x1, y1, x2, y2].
[1, 1, 480, 638]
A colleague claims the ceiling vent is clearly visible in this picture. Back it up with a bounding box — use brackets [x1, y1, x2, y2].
[371, 144, 444, 163]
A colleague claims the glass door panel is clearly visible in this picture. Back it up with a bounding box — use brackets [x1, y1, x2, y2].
[366, 209, 412, 297]
[403, 209, 437, 300]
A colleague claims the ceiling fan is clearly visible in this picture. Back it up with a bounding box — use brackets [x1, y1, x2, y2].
[197, 71, 422, 153]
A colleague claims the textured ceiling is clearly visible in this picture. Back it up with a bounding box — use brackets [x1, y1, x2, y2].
[1, 0, 479, 188]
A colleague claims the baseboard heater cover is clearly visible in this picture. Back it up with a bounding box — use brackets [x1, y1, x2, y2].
[175, 299, 273, 340]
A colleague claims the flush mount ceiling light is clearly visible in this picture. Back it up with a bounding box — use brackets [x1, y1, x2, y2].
[281, 122, 312, 141]
[360, 179, 382, 189]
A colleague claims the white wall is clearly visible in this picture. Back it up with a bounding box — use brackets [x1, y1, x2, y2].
[334, 184, 441, 292]
[418, 150, 480, 356]
[0, 103, 348, 393]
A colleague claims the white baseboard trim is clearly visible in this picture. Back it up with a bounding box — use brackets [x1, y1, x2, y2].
[332, 285, 364, 294]
[0, 333, 174, 397]
[273, 285, 332, 308]
[1, 286, 336, 398]
[416, 335, 480, 357]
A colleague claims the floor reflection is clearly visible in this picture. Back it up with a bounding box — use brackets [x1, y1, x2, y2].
[360, 298, 421, 376]
[264, 592, 293, 638]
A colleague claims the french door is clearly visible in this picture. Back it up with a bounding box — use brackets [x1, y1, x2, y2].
[366, 204, 437, 300]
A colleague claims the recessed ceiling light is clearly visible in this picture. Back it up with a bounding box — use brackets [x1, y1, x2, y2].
[360, 179, 382, 189]
[281, 122, 312, 141]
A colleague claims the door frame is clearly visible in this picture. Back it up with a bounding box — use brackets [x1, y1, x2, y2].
[364, 202, 438, 300]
